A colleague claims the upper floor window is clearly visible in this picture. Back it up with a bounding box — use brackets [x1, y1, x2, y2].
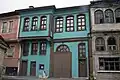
[77, 14, 86, 31]
[66, 16, 74, 32]
[115, 8, 120, 23]
[31, 41, 38, 55]
[95, 37, 105, 51]
[40, 42, 47, 55]
[56, 44, 70, 52]
[55, 17, 63, 33]
[23, 18, 29, 31]
[22, 42, 29, 56]
[99, 57, 120, 71]
[8, 21, 13, 32]
[105, 9, 114, 23]
[2, 22, 7, 33]
[31, 17, 38, 31]
[95, 10, 104, 24]
[107, 37, 116, 51]
[78, 43, 86, 58]
[40, 16, 47, 30]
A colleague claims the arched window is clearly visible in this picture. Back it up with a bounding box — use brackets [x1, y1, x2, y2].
[94, 10, 104, 24]
[105, 9, 114, 23]
[31, 17, 38, 31]
[23, 18, 30, 31]
[66, 16, 74, 32]
[55, 17, 63, 33]
[115, 8, 120, 23]
[107, 37, 116, 51]
[40, 16, 47, 30]
[78, 43, 86, 58]
[95, 37, 105, 51]
[77, 14, 86, 31]
[56, 44, 70, 52]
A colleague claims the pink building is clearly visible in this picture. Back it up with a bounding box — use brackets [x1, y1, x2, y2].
[0, 11, 20, 76]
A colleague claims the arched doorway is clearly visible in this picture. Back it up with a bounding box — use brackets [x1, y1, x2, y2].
[53, 44, 72, 78]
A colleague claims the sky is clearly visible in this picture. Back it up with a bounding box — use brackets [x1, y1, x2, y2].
[0, 0, 92, 14]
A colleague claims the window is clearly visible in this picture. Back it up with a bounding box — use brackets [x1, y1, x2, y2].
[39, 64, 44, 70]
[40, 16, 47, 30]
[8, 21, 13, 32]
[56, 44, 70, 52]
[107, 37, 116, 51]
[96, 37, 105, 51]
[40, 42, 47, 55]
[2, 22, 7, 33]
[31, 17, 38, 31]
[95, 10, 104, 24]
[66, 16, 74, 32]
[22, 42, 29, 56]
[31, 42, 38, 55]
[105, 9, 114, 23]
[78, 43, 86, 58]
[77, 14, 86, 31]
[55, 17, 63, 32]
[99, 57, 120, 70]
[23, 18, 29, 31]
[115, 8, 120, 23]
[7, 46, 15, 57]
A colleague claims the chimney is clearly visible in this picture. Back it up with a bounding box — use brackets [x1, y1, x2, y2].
[29, 6, 34, 9]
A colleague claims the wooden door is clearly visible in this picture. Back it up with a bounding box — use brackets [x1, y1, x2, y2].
[78, 59, 87, 77]
[53, 52, 72, 78]
[20, 60, 27, 76]
[30, 61, 36, 76]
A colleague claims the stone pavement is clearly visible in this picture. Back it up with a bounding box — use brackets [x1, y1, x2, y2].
[2, 76, 88, 80]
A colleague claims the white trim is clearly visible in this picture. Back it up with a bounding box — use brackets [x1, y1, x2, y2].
[98, 70, 120, 73]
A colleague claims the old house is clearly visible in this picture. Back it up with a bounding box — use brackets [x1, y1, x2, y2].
[50, 5, 90, 79]
[90, 0, 120, 80]
[0, 11, 20, 76]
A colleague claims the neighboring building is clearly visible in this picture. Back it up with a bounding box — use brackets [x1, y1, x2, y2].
[50, 5, 90, 79]
[90, 0, 120, 80]
[18, 5, 55, 76]
[0, 35, 9, 67]
[0, 11, 20, 76]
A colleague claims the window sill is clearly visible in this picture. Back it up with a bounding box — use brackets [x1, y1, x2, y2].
[97, 70, 120, 73]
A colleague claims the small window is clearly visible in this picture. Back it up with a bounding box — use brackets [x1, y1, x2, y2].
[94, 10, 104, 24]
[55, 17, 63, 33]
[31, 17, 38, 31]
[78, 43, 86, 58]
[105, 9, 114, 23]
[115, 8, 120, 23]
[23, 18, 29, 31]
[40, 16, 47, 30]
[56, 44, 70, 52]
[31, 41, 38, 55]
[40, 42, 47, 55]
[107, 37, 116, 51]
[66, 16, 74, 32]
[2, 22, 8, 33]
[22, 42, 29, 56]
[77, 14, 86, 31]
[39, 64, 44, 70]
[8, 21, 13, 32]
[99, 57, 120, 70]
[95, 37, 105, 51]
[7, 46, 15, 57]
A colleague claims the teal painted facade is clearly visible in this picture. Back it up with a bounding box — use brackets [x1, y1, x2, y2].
[18, 6, 55, 77]
[53, 6, 90, 77]
[54, 41, 88, 77]
[18, 5, 90, 78]
[21, 41, 50, 76]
